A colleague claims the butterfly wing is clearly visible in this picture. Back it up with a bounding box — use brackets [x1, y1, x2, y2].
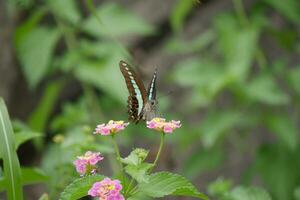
[119, 60, 147, 123]
[147, 68, 157, 101]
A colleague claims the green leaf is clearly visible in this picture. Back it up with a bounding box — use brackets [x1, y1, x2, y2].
[226, 186, 272, 200]
[294, 186, 300, 200]
[125, 163, 153, 183]
[121, 148, 149, 166]
[255, 145, 300, 199]
[208, 177, 232, 197]
[287, 66, 300, 94]
[15, 131, 41, 150]
[170, 0, 194, 32]
[264, 0, 300, 23]
[20, 167, 48, 186]
[171, 59, 229, 108]
[138, 172, 208, 199]
[83, 3, 154, 38]
[265, 114, 298, 150]
[28, 80, 64, 132]
[128, 192, 153, 200]
[215, 14, 259, 81]
[74, 57, 128, 103]
[47, 0, 81, 24]
[164, 30, 216, 54]
[14, 8, 47, 46]
[59, 175, 104, 200]
[201, 110, 242, 147]
[245, 74, 289, 105]
[15, 26, 60, 88]
[0, 98, 23, 200]
[0, 167, 47, 192]
[183, 147, 224, 178]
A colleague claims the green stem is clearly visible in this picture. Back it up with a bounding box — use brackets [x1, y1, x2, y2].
[111, 135, 123, 171]
[124, 178, 134, 196]
[152, 132, 165, 170]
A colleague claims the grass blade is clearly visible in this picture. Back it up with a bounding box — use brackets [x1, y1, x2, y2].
[0, 98, 23, 200]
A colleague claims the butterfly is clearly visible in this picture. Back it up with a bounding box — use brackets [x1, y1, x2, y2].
[119, 60, 158, 123]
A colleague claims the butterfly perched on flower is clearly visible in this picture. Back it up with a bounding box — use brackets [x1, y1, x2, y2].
[119, 60, 158, 123]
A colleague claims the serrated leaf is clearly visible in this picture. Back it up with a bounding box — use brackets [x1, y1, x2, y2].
[121, 148, 149, 166]
[47, 0, 81, 24]
[60, 175, 104, 200]
[265, 114, 298, 150]
[138, 172, 208, 199]
[226, 186, 272, 200]
[15, 26, 60, 88]
[125, 163, 153, 183]
[0, 98, 23, 199]
[83, 3, 154, 38]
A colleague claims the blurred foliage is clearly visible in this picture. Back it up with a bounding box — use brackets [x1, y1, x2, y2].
[1, 0, 300, 199]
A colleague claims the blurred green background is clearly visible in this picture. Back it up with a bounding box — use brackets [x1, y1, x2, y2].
[1, 0, 300, 199]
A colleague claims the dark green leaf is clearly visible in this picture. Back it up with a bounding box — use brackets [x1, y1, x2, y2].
[138, 172, 208, 199]
[59, 175, 104, 200]
[265, 114, 298, 150]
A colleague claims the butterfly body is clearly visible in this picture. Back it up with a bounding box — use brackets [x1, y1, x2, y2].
[119, 60, 158, 123]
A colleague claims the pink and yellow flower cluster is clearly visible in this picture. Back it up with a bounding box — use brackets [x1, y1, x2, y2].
[73, 151, 103, 176]
[147, 117, 181, 133]
[94, 120, 129, 136]
[88, 178, 124, 200]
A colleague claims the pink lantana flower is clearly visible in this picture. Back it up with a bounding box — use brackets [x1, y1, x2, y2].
[73, 151, 103, 176]
[94, 120, 129, 136]
[147, 117, 181, 133]
[88, 178, 124, 200]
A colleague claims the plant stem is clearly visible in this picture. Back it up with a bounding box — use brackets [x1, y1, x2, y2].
[111, 135, 123, 171]
[124, 178, 134, 196]
[152, 132, 165, 170]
